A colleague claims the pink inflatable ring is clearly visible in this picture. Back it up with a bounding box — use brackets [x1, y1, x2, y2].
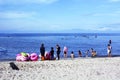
[16, 53, 30, 61]
[30, 53, 38, 61]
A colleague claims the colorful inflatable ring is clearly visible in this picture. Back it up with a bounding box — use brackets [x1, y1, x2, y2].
[45, 52, 50, 60]
[21, 56, 28, 61]
[16, 53, 30, 61]
[30, 53, 38, 61]
[21, 52, 28, 57]
[16, 54, 22, 61]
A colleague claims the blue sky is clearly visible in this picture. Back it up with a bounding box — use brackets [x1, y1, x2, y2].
[0, 0, 120, 33]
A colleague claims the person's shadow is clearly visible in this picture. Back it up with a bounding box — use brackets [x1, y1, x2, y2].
[9, 62, 19, 70]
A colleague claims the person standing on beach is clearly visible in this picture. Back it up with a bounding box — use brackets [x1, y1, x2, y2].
[107, 44, 112, 57]
[56, 44, 61, 60]
[71, 51, 74, 60]
[85, 50, 89, 57]
[90, 48, 97, 57]
[78, 50, 82, 57]
[40, 43, 45, 60]
[50, 47, 54, 60]
[63, 46, 68, 59]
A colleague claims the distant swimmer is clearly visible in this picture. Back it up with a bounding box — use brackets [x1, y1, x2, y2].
[109, 40, 112, 44]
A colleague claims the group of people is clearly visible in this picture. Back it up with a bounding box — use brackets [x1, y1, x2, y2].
[40, 44, 61, 60]
[39, 40, 112, 60]
[40, 45, 97, 61]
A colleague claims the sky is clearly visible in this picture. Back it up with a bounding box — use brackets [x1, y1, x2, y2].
[0, 0, 120, 33]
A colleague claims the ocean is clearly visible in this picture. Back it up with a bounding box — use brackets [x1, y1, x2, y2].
[0, 33, 120, 61]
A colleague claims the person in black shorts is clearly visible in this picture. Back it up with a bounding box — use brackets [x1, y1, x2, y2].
[56, 44, 61, 60]
[40, 43, 45, 60]
[78, 50, 82, 57]
[50, 47, 54, 60]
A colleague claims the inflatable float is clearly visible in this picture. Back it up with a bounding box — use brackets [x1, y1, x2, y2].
[30, 53, 38, 61]
[16, 52, 30, 61]
[45, 51, 50, 60]
[16, 52, 39, 61]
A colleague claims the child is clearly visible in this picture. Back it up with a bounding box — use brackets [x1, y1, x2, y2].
[71, 51, 74, 59]
[109, 40, 112, 44]
[85, 50, 89, 57]
[91, 48, 97, 57]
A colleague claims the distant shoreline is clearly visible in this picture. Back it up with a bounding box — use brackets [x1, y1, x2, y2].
[0, 33, 120, 37]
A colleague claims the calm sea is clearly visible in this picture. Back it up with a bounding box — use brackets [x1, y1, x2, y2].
[0, 33, 120, 61]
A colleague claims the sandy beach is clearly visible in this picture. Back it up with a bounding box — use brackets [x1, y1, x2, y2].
[0, 57, 120, 80]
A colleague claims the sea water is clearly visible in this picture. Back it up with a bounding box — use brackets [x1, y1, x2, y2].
[0, 33, 120, 61]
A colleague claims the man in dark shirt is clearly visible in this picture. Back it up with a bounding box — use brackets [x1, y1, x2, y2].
[50, 47, 54, 60]
[40, 43, 45, 58]
[56, 44, 61, 60]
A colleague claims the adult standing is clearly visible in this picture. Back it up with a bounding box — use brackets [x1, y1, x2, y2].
[107, 44, 112, 57]
[50, 47, 54, 60]
[78, 50, 82, 57]
[56, 44, 61, 60]
[40, 43, 45, 60]
[63, 46, 68, 59]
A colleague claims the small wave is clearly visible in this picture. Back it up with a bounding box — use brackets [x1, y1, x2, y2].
[0, 47, 7, 55]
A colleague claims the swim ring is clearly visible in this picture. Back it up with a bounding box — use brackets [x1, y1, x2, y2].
[45, 51, 50, 60]
[16, 54, 22, 61]
[16, 52, 30, 61]
[21, 52, 28, 57]
[30, 53, 38, 61]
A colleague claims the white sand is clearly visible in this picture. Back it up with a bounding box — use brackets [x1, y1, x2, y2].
[0, 57, 120, 80]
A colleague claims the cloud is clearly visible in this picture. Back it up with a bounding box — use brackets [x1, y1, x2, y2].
[0, 11, 36, 19]
[96, 27, 110, 31]
[0, 0, 58, 5]
[90, 27, 119, 32]
[85, 10, 120, 17]
[108, 23, 120, 28]
[92, 13, 119, 16]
